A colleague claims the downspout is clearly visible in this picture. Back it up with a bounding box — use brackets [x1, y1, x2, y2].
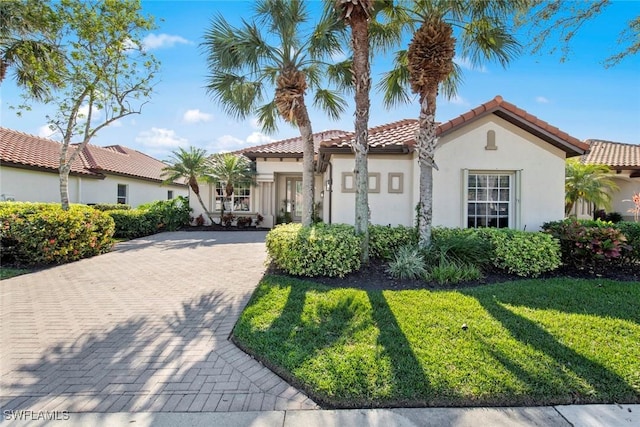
[327, 161, 333, 224]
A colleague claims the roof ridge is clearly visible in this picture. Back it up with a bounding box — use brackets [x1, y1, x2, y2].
[586, 139, 640, 147]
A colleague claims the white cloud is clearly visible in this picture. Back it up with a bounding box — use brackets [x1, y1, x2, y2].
[536, 96, 550, 104]
[454, 56, 487, 73]
[249, 117, 262, 130]
[135, 127, 188, 148]
[183, 109, 213, 123]
[142, 33, 191, 50]
[38, 124, 59, 139]
[445, 95, 469, 106]
[246, 132, 273, 145]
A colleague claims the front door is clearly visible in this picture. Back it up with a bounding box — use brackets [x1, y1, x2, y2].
[285, 177, 303, 222]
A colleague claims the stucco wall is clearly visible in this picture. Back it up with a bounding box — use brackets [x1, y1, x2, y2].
[432, 115, 568, 230]
[0, 166, 187, 207]
[329, 153, 415, 226]
[611, 175, 640, 221]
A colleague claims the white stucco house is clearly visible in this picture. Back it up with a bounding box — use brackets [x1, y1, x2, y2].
[191, 95, 621, 230]
[0, 127, 188, 206]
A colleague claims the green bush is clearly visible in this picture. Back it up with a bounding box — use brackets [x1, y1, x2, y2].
[107, 210, 159, 239]
[617, 221, 640, 262]
[386, 245, 427, 280]
[138, 196, 191, 231]
[426, 257, 483, 285]
[542, 219, 631, 267]
[430, 227, 492, 267]
[489, 230, 561, 277]
[0, 202, 114, 266]
[266, 223, 361, 278]
[369, 225, 417, 260]
[91, 203, 131, 211]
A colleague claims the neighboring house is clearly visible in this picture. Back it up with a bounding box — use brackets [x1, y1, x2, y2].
[0, 128, 188, 206]
[576, 139, 640, 220]
[193, 96, 591, 230]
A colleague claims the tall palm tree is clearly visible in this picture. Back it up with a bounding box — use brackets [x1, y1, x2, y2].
[207, 153, 256, 223]
[202, 0, 346, 227]
[380, 0, 523, 248]
[0, 0, 62, 100]
[565, 158, 619, 216]
[162, 147, 215, 225]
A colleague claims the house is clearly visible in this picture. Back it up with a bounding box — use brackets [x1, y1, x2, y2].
[0, 127, 188, 206]
[577, 139, 640, 220]
[192, 95, 592, 230]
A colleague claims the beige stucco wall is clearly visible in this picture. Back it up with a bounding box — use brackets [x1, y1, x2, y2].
[0, 166, 187, 207]
[611, 175, 640, 221]
[329, 153, 415, 226]
[432, 115, 568, 230]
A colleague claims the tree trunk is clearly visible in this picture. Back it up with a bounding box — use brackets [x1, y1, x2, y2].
[296, 102, 314, 227]
[189, 179, 216, 225]
[416, 88, 439, 249]
[351, 8, 371, 263]
[59, 165, 71, 211]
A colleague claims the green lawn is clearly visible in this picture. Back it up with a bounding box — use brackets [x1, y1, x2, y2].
[233, 276, 640, 408]
[0, 267, 31, 280]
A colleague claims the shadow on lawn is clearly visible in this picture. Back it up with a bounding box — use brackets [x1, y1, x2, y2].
[468, 291, 639, 404]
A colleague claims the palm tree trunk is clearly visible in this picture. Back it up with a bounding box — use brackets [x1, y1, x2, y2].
[351, 11, 371, 263]
[296, 102, 314, 227]
[416, 88, 439, 249]
[189, 180, 216, 225]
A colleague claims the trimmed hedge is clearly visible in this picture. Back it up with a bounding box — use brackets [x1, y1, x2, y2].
[617, 221, 640, 262]
[107, 196, 191, 239]
[0, 202, 114, 266]
[107, 210, 159, 239]
[91, 203, 131, 211]
[369, 225, 417, 260]
[266, 223, 361, 278]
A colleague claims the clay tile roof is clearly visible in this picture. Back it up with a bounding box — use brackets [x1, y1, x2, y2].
[0, 127, 184, 184]
[322, 119, 419, 150]
[0, 127, 96, 175]
[583, 139, 640, 168]
[238, 130, 352, 158]
[436, 95, 590, 155]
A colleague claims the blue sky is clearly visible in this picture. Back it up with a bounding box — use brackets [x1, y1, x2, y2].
[1, 0, 639, 161]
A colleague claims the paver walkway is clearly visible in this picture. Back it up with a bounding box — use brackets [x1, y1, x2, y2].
[0, 231, 317, 413]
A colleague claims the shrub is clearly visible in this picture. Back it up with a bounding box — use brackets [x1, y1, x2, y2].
[369, 225, 417, 260]
[0, 202, 114, 266]
[543, 219, 630, 267]
[222, 213, 236, 227]
[613, 221, 640, 263]
[107, 210, 158, 239]
[91, 203, 131, 211]
[138, 196, 191, 231]
[426, 257, 483, 285]
[430, 227, 492, 267]
[386, 245, 427, 280]
[266, 223, 361, 278]
[236, 216, 252, 228]
[489, 231, 561, 277]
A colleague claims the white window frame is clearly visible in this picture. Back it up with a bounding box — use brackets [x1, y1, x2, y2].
[214, 181, 251, 212]
[117, 184, 128, 205]
[463, 171, 517, 229]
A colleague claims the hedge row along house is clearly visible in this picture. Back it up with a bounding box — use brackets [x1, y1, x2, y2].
[191, 95, 638, 228]
[0, 128, 188, 206]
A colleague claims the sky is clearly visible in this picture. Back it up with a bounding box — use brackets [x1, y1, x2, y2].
[1, 0, 639, 162]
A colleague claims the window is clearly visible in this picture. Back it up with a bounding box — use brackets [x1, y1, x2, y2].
[117, 184, 127, 204]
[215, 182, 250, 212]
[467, 174, 511, 228]
[167, 190, 174, 200]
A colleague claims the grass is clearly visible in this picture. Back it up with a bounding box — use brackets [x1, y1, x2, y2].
[0, 267, 31, 280]
[233, 275, 640, 408]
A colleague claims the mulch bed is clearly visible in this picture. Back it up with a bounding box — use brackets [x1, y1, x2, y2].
[269, 260, 640, 292]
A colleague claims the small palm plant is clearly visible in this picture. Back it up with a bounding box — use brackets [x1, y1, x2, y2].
[565, 158, 619, 216]
[207, 153, 256, 223]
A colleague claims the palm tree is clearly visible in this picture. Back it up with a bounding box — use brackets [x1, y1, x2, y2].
[202, 0, 346, 227]
[0, 0, 62, 100]
[380, 0, 523, 248]
[207, 153, 256, 223]
[565, 158, 619, 216]
[162, 147, 215, 225]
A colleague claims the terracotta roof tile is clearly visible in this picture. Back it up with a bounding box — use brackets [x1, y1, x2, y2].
[239, 130, 352, 157]
[323, 119, 419, 149]
[583, 139, 640, 167]
[0, 127, 183, 184]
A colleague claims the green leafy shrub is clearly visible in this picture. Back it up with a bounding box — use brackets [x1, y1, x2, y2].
[107, 210, 159, 239]
[138, 196, 190, 231]
[430, 227, 493, 267]
[426, 257, 483, 285]
[386, 245, 427, 280]
[543, 219, 630, 267]
[91, 203, 131, 211]
[489, 230, 561, 277]
[266, 223, 361, 278]
[616, 221, 640, 263]
[369, 225, 417, 260]
[0, 202, 114, 266]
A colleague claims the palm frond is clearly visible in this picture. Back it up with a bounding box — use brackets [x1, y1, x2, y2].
[376, 49, 411, 108]
[313, 88, 347, 120]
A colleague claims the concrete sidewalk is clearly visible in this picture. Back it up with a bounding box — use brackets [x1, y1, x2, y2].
[1, 405, 638, 426]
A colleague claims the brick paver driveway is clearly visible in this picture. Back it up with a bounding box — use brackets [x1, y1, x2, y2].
[0, 231, 316, 413]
